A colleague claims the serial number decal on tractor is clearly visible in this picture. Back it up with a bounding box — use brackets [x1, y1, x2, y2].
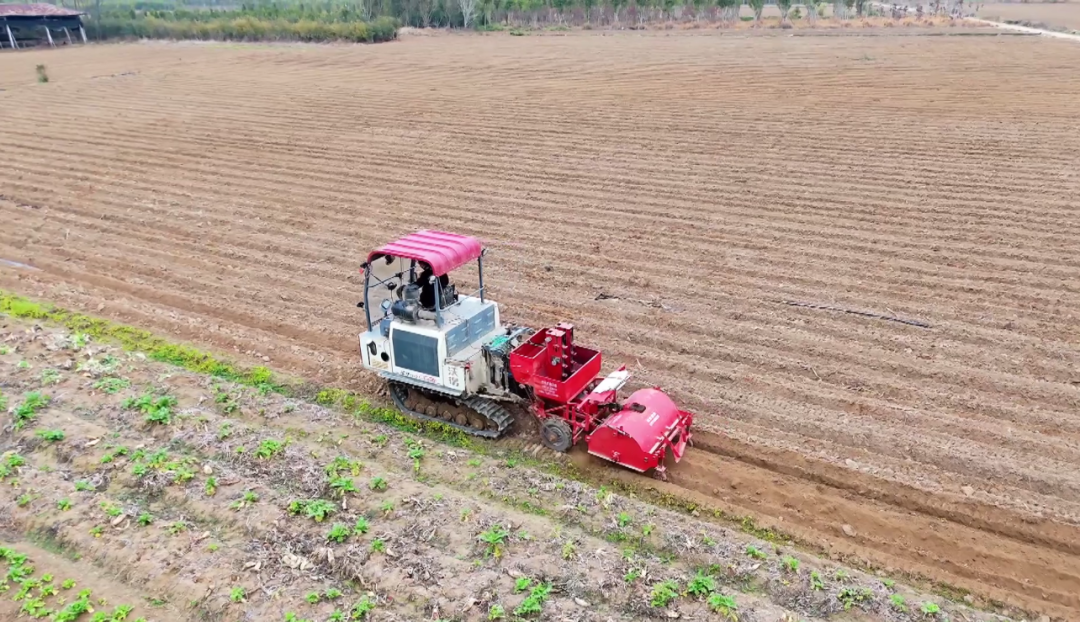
[397, 368, 440, 385]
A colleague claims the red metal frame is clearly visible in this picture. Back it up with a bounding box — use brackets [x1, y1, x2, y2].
[509, 324, 694, 477]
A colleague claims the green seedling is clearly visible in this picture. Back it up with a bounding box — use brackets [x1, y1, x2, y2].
[478, 525, 510, 558]
[230, 586, 245, 603]
[837, 586, 873, 610]
[707, 593, 738, 620]
[288, 499, 336, 522]
[329, 476, 358, 496]
[256, 439, 285, 459]
[14, 392, 50, 429]
[327, 524, 350, 543]
[353, 517, 370, 535]
[745, 545, 767, 560]
[93, 377, 130, 394]
[122, 392, 177, 425]
[369, 476, 387, 491]
[324, 455, 363, 478]
[57, 498, 72, 511]
[230, 490, 259, 510]
[649, 580, 679, 608]
[687, 570, 716, 597]
[513, 582, 551, 617]
[351, 595, 376, 618]
[890, 593, 907, 612]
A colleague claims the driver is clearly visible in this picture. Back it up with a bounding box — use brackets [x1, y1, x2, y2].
[416, 264, 450, 310]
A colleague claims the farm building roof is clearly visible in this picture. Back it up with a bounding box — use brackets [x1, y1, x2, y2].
[0, 3, 84, 17]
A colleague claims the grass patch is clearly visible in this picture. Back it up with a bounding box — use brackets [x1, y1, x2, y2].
[0, 290, 472, 445]
[14, 392, 51, 429]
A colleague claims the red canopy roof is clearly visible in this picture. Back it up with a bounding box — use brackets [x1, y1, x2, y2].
[367, 230, 483, 277]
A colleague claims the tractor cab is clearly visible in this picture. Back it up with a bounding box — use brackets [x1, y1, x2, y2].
[357, 230, 507, 395]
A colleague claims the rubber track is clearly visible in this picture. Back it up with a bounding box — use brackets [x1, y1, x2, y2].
[387, 381, 513, 439]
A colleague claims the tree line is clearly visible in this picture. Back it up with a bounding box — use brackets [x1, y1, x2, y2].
[86, 0, 905, 44]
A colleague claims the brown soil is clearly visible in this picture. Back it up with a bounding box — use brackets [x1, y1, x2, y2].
[0, 318, 991, 621]
[1, 32, 1079, 619]
[977, 2, 1080, 31]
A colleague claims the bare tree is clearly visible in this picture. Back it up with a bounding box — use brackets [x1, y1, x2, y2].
[458, 0, 479, 26]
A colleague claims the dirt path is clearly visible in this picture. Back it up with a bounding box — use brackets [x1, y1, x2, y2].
[968, 16, 1080, 41]
[2, 34, 1079, 618]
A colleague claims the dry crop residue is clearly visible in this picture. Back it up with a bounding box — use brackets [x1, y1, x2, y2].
[1, 32, 1080, 618]
[0, 318, 999, 621]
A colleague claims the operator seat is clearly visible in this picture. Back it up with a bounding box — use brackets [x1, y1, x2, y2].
[417, 267, 451, 310]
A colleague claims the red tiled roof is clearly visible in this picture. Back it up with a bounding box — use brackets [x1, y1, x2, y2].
[0, 3, 84, 17]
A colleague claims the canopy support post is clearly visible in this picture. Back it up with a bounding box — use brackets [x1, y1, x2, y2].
[5, 23, 17, 50]
[44, 26, 54, 47]
[79, 25, 87, 43]
[64, 27, 72, 44]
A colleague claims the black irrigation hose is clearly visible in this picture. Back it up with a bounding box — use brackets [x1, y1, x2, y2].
[779, 300, 932, 329]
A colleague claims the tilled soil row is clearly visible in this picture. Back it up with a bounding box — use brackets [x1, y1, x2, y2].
[2, 34, 1080, 619]
[0, 320, 998, 622]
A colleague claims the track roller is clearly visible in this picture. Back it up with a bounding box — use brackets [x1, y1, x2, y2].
[388, 381, 513, 439]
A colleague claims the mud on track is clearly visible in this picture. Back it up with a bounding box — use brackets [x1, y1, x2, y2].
[2, 33, 1080, 618]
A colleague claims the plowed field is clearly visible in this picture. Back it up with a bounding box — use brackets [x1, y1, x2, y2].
[2, 32, 1080, 619]
[978, 2, 1080, 31]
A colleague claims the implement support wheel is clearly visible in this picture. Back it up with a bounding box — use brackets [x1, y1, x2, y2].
[539, 418, 573, 453]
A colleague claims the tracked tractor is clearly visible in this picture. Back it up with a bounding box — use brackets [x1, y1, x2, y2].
[357, 230, 693, 479]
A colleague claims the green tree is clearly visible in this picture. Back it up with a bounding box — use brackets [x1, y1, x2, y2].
[777, 0, 791, 22]
[611, 0, 628, 23]
[716, 0, 739, 23]
[692, 0, 710, 21]
[662, 0, 676, 21]
[748, 0, 765, 22]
